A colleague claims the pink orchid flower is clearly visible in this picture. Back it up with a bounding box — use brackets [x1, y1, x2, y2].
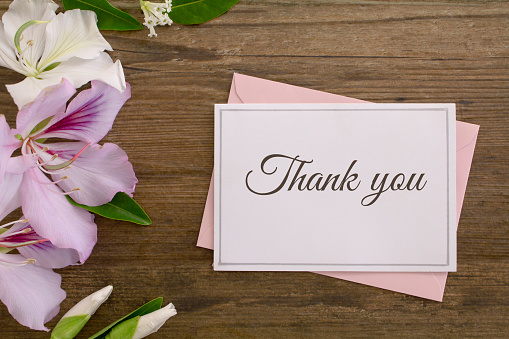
[3, 79, 137, 263]
[0, 185, 77, 331]
[0, 218, 79, 331]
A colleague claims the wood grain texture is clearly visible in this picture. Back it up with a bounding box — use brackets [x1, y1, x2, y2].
[0, 0, 508, 337]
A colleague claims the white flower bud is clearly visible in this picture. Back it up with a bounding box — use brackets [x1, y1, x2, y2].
[51, 285, 113, 339]
[63, 285, 113, 318]
[132, 303, 177, 339]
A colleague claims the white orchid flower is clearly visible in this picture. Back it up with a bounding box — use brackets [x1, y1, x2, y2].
[0, 0, 126, 109]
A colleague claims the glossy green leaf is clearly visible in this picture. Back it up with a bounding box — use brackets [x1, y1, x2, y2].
[88, 297, 163, 339]
[66, 192, 152, 225]
[63, 0, 143, 31]
[105, 317, 139, 339]
[51, 314, 90, 339]
[170, 0, 239, 25]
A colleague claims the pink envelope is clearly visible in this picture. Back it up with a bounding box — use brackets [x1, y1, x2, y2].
[197, 73, 479, 301]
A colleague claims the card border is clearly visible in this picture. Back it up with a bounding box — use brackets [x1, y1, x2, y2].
[214, 103, 456, 272]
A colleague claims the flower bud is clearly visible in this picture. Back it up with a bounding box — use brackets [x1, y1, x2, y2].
[133, 303, 177, 339]
[106, 303, 176, 339]
[51, 285, 113, 339]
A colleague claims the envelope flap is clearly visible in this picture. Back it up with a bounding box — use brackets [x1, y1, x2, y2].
[233, 73, 367, 104]
[456, 121, 480, 151]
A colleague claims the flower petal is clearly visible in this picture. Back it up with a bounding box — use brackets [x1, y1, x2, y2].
[42, 142, 137, 206]
[38, 9, 112, 69]
[0, 219, 41, 247]
[0, 115, 21, 182]
[41, 81, 131, 143]
[20, 168, 97, 263]
[1, 0, 57, 64]
[41, 52, 126, 94]
[5, 155, 36, 175]
[0, 172, 22, 220]
[2, 219, 80, 269]
[13, 78, 75, 134]
[18, 240, 80, 269]
[0, 21, 25, 73]
[0, 252, 65, 331]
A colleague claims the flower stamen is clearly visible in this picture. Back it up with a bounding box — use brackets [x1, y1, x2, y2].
[0, 219, 29, 229]
[0, 257, 36, 267]
[43, 142, 91, 171]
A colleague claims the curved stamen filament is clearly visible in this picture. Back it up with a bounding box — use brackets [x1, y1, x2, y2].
[36, 154, 58, 168]
[27, 167, 79, 195]
[21, 137, 32, 157]
[51, 175, 68, 184]
[0, 238, 50, 249]
[0, 219, 29, 229]
[28, 167, 61, 185]
[43, 142, 91, 171]
[38, 165, 68, 175]
[0, 257, 36, 267]
[44, 185, 81, 196]
[15, 44, 38, 75]
[0, 227, 32, 241]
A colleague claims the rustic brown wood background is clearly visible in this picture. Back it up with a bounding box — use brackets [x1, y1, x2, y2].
[0, 0, 508, 337]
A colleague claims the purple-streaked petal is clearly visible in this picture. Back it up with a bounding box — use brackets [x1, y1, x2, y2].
[41, 81, 131, 143]
[0, 220, 43, 248]
[0, 114, 21, 182]
[20, 168, 97, 263]
[14, 78, 75, 135]
[0, 172, 22, 220]
[18, 240, 80, 269]
[0, 220, 79, 268]
[43, 142, 137, 206]
[0, 253, 65, 331]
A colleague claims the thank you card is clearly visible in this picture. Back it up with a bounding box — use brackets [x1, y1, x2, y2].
[214, 103, 456, 272]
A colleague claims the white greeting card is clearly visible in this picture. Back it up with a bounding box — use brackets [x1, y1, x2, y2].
[214, 103, 456, 272]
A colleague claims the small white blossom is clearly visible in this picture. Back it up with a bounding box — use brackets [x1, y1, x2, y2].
[140, 0, 172, 37]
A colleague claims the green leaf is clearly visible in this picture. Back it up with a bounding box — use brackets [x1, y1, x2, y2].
[51, 314, 91, 339]
[88, 297, 163, 339]
[63, 0, 143, 31]
[105, 317, 139, 339]
[66, 192, 151, 225]
[170, 0, 239, 25]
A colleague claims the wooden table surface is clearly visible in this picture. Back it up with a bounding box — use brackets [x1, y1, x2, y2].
[1, 0, 508, 337]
